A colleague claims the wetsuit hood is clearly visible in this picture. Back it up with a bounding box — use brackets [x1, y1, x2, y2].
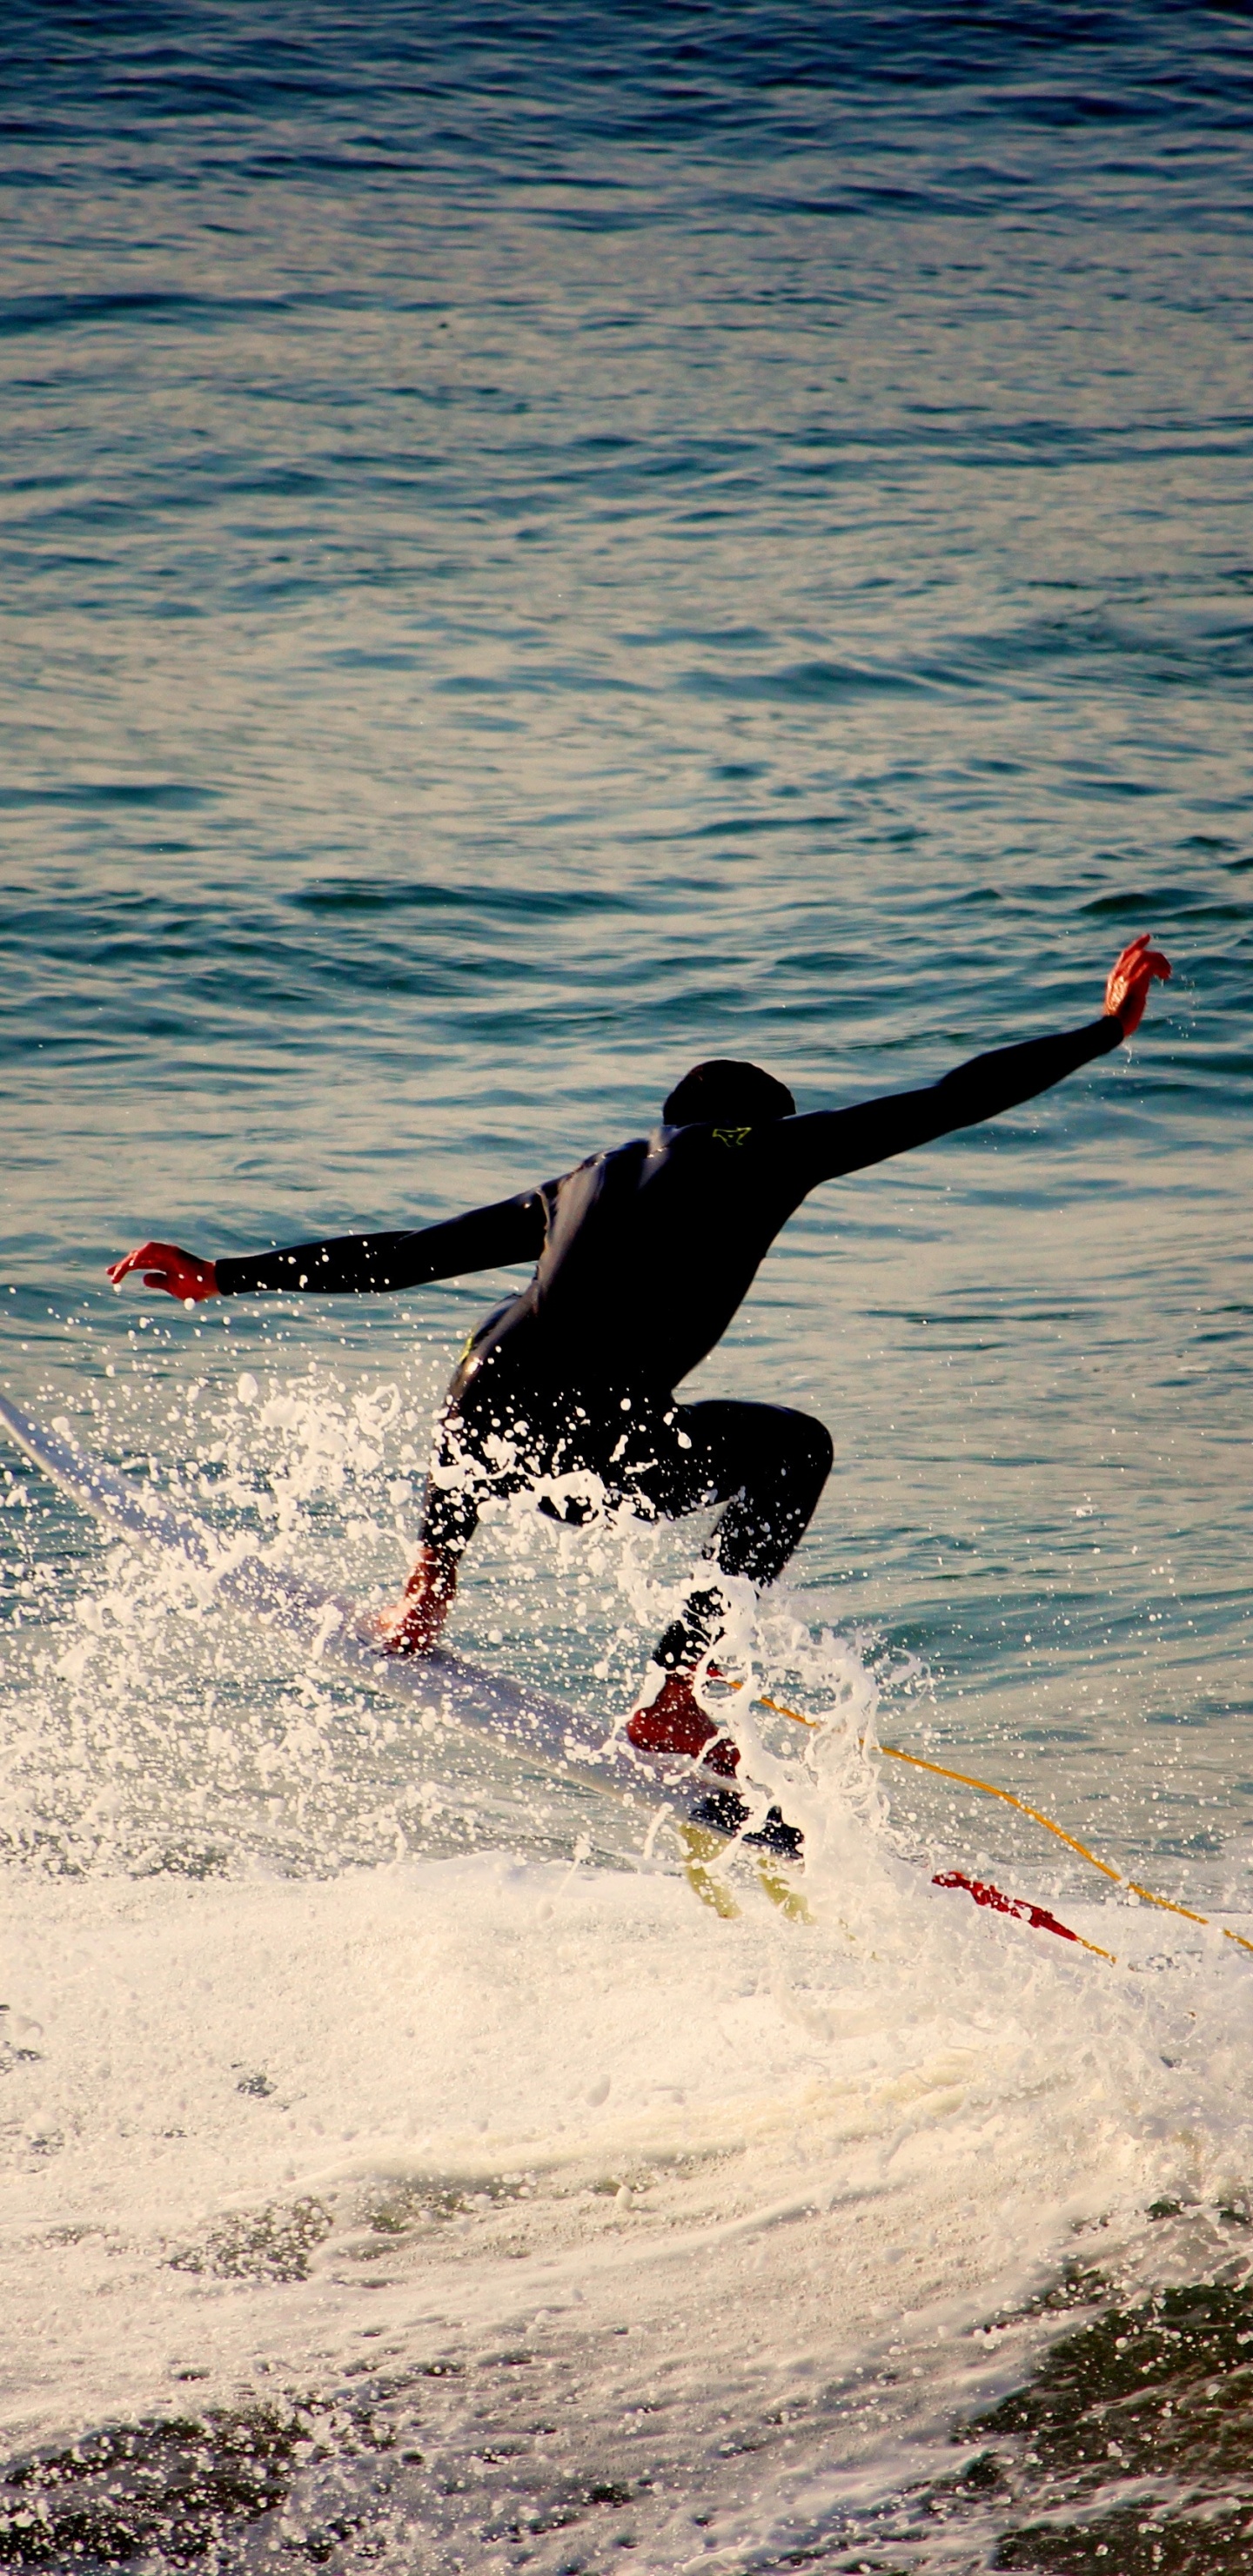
[662, 1058, 796, 1125]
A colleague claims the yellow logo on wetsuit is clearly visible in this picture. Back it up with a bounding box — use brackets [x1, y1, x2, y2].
[712, 1126, 752, 1148]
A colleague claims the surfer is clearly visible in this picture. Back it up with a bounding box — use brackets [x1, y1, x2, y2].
[109, 936, 1169, 1776]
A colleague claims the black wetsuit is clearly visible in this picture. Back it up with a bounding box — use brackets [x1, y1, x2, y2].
[217, 1011, 1123, 1656]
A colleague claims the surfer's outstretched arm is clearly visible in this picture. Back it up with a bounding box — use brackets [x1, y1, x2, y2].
[784, 936, 1171, 1191]
[108, 1188, 548, 1305]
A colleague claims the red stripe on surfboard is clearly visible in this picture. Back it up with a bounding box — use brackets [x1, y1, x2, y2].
[933, 1868, 1080, 1944]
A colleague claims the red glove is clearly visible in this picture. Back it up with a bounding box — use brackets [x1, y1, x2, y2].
[1105, 932, 1171, 1038]
[107, 1241, 218, 1303]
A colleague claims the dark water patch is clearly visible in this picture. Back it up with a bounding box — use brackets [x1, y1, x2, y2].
[744, 2258, 1253, 2572]
[690, 809, 860, 842]
[999, 2502, 1253, 2569]
[136, 1843, 231, 1882]
[0, 782, 218, 812]
[1, 1, 1245, 148]
[0, 2379, 417, 2573]
[964, 2277, 1253, 2572]
[1079, 886, 1253, 922]
[0, 2405, 303, 2569]
[290, 875, 642, 920]
[953, 610, 1253, 697]
[681, 655, 936, 704]
[170, 2197, 332, 2285]
[0, 288, 278, 342]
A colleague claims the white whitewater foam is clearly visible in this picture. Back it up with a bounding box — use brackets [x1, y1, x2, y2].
[3, 1841, 1251, 2527]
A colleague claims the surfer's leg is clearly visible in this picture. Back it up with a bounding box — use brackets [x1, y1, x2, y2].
[694, 1399, 834, 1583]
[653, 1399, 833, 1660]
[379, 1378, 571, 1654]
[626, 1401, 832, 1766]
[377, 1399, 497, 1654]
[379, 1540, 462, 1654]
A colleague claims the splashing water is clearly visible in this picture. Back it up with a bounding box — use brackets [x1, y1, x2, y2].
[4, 1362, 1253, 2576]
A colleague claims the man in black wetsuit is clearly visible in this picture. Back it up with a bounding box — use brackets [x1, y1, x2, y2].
[110, 934, 1169, 1775]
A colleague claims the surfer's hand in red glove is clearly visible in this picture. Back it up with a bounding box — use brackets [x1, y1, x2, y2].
[107, 1241, 218, 1304]
[1105, 933, 1171, 1038]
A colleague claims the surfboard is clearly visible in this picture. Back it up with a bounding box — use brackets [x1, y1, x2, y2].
[0, 1391, 781, 1872]
[1, 1395, 1117, 1945]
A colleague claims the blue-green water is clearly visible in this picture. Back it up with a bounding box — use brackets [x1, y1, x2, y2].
[2, 7, 1252, 2568]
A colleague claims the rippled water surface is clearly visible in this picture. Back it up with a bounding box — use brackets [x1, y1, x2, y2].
[2, 4, 1252, 2568]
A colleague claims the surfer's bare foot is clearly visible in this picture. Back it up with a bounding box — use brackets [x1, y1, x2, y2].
[626, 1671, 740, 1777]
[372, 1543, 459, 1655]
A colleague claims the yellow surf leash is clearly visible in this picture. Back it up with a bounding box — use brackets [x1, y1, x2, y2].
[754, 1694, 1253, 1961]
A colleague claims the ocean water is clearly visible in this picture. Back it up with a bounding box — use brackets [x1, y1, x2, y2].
[2, 3, 1252, 2566]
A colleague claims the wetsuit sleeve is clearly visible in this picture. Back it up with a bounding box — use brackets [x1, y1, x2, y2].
[214, 1188, 547, 1297]
[783, 1012, 1125, 1190]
